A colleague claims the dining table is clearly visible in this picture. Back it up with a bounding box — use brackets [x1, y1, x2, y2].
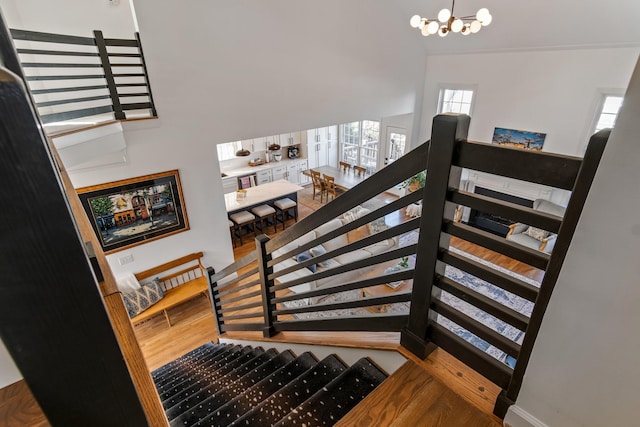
[301, 165, 365, 191]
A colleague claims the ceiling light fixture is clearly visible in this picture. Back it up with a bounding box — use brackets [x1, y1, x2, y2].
[410, 1, 492, 37]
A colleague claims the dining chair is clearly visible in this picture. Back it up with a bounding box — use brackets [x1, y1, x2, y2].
[310, 169, 326, 202]
[339, 161, 352, 173]
[354, 165, 366, 177]
[323, 174, 344, 202]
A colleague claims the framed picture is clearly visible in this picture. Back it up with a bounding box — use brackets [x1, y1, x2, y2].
[77, 170, 189, 254]
[492, 127, 546, 151]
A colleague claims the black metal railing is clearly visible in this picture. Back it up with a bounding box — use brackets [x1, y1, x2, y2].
[206, 114, 608, 418]
[10, 28, 157, 126]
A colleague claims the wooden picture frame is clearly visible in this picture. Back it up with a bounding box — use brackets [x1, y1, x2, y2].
[77, 170, 189, 254]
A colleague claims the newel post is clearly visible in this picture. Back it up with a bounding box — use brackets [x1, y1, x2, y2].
[256, 234, 276, 337]
[400, 114, 470, 358]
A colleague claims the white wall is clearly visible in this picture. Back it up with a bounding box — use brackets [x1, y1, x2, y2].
[505, 54, 640, 427]
[419, 47, 639, 156]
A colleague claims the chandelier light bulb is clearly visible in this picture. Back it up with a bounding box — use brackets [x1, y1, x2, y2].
[421, 25, 431, 36]
[470, 20, 482, 33]
[438, 8, 451, 23]
[481, 13, 493, 26]
[476, 8, 490, 22]
[461, 24, 471, 35]
[451, 18, 464, 33]
[427, 20, 440, 34]
[419, 19, 427, 29]
[410, 14, 422, 28]
[438, 25, 448, 37]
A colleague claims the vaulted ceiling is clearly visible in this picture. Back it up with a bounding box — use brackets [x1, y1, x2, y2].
[397, 0, 640, 54]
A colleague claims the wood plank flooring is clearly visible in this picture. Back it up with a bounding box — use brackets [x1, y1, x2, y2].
[1, 184, 543, 425]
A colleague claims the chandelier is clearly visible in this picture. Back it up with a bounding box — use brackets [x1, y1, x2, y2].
[410, 1, 492, 37]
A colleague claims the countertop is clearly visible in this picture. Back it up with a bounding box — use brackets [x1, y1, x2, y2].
[221, 158, 307, 179]
[225, 179, 303, 213]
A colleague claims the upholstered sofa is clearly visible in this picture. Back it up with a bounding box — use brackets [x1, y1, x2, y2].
[272, 206, 397, 296]
[505, 199, 566, 254]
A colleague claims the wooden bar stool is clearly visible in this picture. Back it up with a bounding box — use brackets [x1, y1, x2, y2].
[229, 211, 256, 245]
[228, 219, 238, 247]
[274, 198, 298, 230]
[251, 204, 277, 234]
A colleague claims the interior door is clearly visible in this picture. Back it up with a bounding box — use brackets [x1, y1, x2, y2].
[383, 126, 407, 195]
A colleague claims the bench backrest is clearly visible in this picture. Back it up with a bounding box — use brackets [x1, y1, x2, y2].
[134, 252, 205, 292]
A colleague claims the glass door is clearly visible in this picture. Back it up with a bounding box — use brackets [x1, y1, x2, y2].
[383, 126, 407, 196]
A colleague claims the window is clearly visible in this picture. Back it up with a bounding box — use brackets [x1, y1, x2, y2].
[594, 95, 624, 133]
[339, 120, 380, 173]
[216, 141, 242, 161]
[438, 87, 475, 115]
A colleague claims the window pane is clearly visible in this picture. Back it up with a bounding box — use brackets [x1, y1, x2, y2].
[595, 95, 624, 132]
[602, 96, 623, 114]
[440, 88, 474, 115]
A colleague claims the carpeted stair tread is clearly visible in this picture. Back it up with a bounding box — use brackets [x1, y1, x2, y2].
[192, 352, 319, 427]
[166, 348, 282, 422]
[152, 342, 217, 379]
[273, 357, 388, 426]
[155, 345, 239, 390]
[153, 343, 228, 384]
[156, 345, 245, 394]
[229, 354, 348, 427]
[161, 347, 263, 408]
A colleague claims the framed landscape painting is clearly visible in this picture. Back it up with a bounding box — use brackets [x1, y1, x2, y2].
[492, 127, 546, 151]
[77, 170, 189, 254]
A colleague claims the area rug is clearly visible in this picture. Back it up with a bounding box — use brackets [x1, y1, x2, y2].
[281, 232, 541, 364]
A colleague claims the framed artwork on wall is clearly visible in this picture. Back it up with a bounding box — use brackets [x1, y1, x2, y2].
[491, 127, 546, 151]
[77, 170, 189, 254]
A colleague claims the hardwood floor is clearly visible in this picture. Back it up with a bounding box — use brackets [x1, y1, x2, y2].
[1, 184, 542, 425]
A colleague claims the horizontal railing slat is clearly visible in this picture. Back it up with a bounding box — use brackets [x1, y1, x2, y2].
[30, 85, 108, 95]
[219, 301, 262, 315]
[444, 222, 550, 270]
[21, 62, 102, 68]
[271, 269, 414, 304]
[16, 48, 99, 57]
[455, 141, 582, 191]
[40, 105, 114, 124]
[215, 290, 261, 307]
[36, 94, 111, 108]
[212, 267, 259, 292]
[220, 312, 264, 322]
[107, 53, 143, 58]
[112, 73, 145, 78]
[432, 299, 521, 358]
[220, 323, 266, 332]
[274, 314, 408, 332]
[217, 278, 261, 299]
[210, 252, 258, 286]
[449, 190, 563, 233]
[115, 83, 148, 87]
[104, 38, 139, 47]
[440, 249, 540, 302]
[26, 74, 105, 81]
[271, 245, 417, 292]
[121, 102, 153, 110]
[428, 322, 513, 389]
[436, 276, 530, 332]
[274, 292, 411, 316]
[11, 29, 96, 45]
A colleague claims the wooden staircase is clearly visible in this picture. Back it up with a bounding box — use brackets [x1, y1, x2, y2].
[153, 342, 388, 426]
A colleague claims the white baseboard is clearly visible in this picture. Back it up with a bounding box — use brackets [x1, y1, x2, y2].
[504, 405, 549, 427]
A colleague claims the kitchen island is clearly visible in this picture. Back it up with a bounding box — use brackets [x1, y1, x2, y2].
[224, 179, 303, 214]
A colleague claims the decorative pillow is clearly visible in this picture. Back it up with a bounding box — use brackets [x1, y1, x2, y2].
[122, 281, 165, 318]
[309, 245, 327, 257]
[524, 226, 550, 241]
[296, 251, 316, 273]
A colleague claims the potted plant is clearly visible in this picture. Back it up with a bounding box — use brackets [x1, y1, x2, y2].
[401, 171, 426, 193]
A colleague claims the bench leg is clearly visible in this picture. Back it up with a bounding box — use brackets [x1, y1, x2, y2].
[163, 309, 172, 327]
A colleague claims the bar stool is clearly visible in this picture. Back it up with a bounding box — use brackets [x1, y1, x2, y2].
[251, 204, 277, 234]
[229, 211, 256, 245]
[274, 198, 298, 230]
[228, 219, 238, 247]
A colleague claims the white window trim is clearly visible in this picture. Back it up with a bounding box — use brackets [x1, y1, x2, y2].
[436, 84, 478, 116]
[580, 88, 625, 155]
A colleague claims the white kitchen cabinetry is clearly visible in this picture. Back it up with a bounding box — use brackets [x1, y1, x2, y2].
[297, 160, 310, 185]
[272, 165, 287, 181]
[286, 162, 300, 184]
[279, 131, 301, 147]
[222, 177, 238, 194]
[307, 127, 338, 168]
[256, 169, 272, 185]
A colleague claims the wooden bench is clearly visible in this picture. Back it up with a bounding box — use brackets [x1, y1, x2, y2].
[131, 252, 210, 326]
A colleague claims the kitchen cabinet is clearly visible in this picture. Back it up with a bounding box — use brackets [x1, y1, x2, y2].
[272, 165, 287, 181]
[298, 160, 310, 185]
[279, 131, 301, 147]
[256, 169, 272, 185]
[286, 162, 300, 184]
[222, 176, 238, 194]
[307, 126, 338, 169]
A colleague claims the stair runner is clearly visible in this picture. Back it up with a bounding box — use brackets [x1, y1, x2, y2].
[151, 342, 387, 427]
